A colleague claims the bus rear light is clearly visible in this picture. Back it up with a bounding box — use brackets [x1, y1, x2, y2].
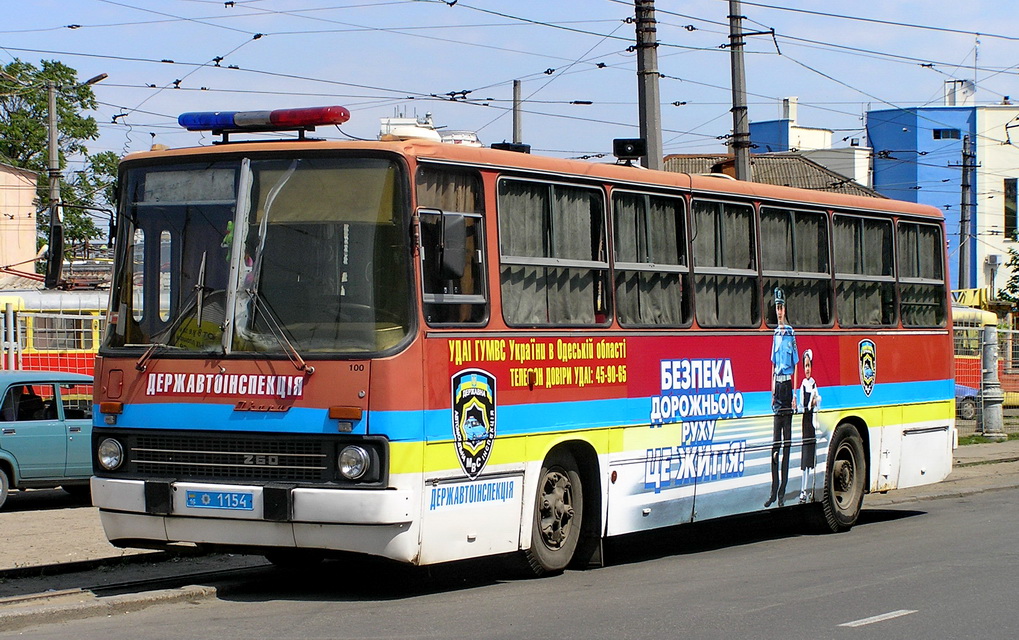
[100, 401, 124, 414]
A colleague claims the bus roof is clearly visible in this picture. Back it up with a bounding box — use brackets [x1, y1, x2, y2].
[951, 304, 997, 326]
[123, 139, 943, 220]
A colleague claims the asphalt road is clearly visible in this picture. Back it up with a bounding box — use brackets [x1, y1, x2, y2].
[4, 478, 1018, 640]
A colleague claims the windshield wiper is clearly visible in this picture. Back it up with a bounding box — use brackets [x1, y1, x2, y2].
[246, 289, 315, 375]
[134, 342, 183, 371]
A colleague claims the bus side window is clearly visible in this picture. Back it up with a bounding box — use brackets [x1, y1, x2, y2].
[498, 179, 609, 326]
[612, 190, 690, 327]
[761, 206, 832, 328]
[897, 221, 947, 327]
[416, 166, 488, 325]
[833, 215, 897, 327]
[691, 199, 759, 327]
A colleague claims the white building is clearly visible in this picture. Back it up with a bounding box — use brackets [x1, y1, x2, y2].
[0, 162, 40, 274]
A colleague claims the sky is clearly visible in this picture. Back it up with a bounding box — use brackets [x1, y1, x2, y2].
[2, 0, 1018, 170]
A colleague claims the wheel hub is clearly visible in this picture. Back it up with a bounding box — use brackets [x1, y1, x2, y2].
[538, 470, 574, 549]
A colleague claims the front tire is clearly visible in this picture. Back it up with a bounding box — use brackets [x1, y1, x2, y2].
[523, 449, 583, 576]
[812, 423, 866, 532]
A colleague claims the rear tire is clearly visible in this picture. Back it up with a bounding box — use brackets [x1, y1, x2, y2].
[0, 468, 9, 510]
[810, 423, 866, 533]
[523, 449, 583, 576]
[958, 397, 977, 421]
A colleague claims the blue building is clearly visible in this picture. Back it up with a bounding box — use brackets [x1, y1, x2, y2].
[867, 88, 1019, 294]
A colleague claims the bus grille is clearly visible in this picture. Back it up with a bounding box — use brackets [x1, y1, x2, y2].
[129, 433, 332, 483]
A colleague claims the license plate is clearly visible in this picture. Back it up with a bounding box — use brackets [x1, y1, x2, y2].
[186, 490, 254, 511]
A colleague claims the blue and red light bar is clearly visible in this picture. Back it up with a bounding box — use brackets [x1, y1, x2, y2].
[178, 106, 350, 131]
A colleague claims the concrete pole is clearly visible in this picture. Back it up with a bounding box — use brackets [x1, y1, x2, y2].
[728, 0, 752, 180]
[44, 80, 63, 289]
[3, 303, 14, 371]
[980, 324, 1006, 439]
[635, 0, 664, 171]
[958, 135, 973, 289]
[512, 80, 522, 144]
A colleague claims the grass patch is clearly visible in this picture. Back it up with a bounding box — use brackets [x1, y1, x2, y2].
[958, 432, 1019, 445]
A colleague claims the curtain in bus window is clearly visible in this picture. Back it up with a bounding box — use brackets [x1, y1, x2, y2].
[499, 180, 606, 326]
[834, 215, 896, 327]
[645, 197, 684, 324]
[761, 208, 831, 326]
[614, 195, 641, 263]
[548, 267, 594, 323]
[898, 222, 946, 327]
[863, 219, 894, 276]
[416, 167, 482, 213]
[692, 200, 757, 327]
[761, 210, 794, 271]
[500, 181, 548, 258]
[416, 167, 487, 325]
[500, 181, 549, 324]
[795, 214, 827, 273]
[549, 187, 598, 323]
[613, 193, 686, 326]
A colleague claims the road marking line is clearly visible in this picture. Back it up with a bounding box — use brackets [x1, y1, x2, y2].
[839, 609, 918, 628]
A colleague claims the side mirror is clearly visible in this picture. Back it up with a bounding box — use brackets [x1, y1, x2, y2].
[440, 214, 466, 279]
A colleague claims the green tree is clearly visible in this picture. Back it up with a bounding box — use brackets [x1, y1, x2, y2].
[998, 246, 1019, 306]
[0, 58, 113, 261]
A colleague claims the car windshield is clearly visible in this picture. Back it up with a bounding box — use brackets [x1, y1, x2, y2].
[104, 155, 412, 355]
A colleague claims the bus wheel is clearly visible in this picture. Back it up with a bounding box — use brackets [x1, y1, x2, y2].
[524, 449, 583, 576]
[813, 423, 866, 533]
[0, 468, 9, 510]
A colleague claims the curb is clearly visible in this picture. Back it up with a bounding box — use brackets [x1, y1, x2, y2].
[0, 584, 219, 633]
[955, 456, 1019, 468]
[0, 551, 171, 583]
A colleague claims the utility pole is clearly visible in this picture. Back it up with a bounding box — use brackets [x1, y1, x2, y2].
[634, 0, 663, 171]
[45, 80, 62, 289]
[512, 79, 522, 144]
[959, 134, 974, 289]
[43, 73, 106, 289]
[727, 0, 752, 180]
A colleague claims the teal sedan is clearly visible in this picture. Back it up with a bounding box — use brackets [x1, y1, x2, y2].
[0, 371, 94, 509]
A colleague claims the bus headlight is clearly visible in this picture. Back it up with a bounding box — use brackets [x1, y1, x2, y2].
[338, 445, 370, 480]
[98, 438, 125, 471]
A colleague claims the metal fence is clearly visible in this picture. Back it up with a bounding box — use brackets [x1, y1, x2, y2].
[954, 325, 1019, 435]
[0, 311, 101, 376]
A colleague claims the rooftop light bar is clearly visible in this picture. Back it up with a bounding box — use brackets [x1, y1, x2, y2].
[178, 106, 351, 131]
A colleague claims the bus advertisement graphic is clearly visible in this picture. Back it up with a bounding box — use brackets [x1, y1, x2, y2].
[452, 369, 497, 479]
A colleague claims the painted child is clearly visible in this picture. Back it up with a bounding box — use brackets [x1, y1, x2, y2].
[798, 349, 822, 503]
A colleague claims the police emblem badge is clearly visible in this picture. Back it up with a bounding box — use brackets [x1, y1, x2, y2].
[858, 339, 876, 397]
[451, 369, 497, 479]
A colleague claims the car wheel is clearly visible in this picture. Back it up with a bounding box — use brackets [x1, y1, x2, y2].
[0, 467, 10, 511]
[958, 397, 977, 421]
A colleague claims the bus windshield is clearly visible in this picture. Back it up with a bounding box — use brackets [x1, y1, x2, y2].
[105, 155, 411, 355]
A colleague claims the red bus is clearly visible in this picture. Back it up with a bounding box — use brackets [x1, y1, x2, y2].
[90, 107, 954, 574]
